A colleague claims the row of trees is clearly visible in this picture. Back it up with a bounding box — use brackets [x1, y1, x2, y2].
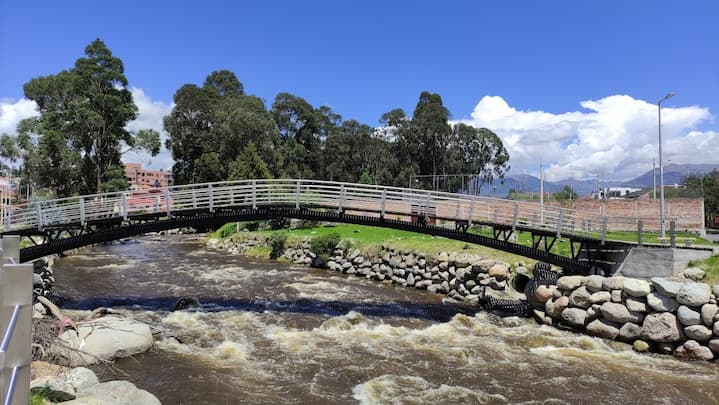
[1, 39, 511, 198]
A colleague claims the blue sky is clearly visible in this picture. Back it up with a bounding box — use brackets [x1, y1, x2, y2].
[1, 0, 717, 180]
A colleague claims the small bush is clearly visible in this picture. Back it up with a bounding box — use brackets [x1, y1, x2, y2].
[310, 232, 341, 262]
[267, 233, 288, 259]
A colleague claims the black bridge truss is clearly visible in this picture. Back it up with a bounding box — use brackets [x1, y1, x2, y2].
[4, 205, 633, 275]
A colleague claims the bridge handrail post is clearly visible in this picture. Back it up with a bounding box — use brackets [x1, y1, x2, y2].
[468, 200, 474, 223]
[600, 216, 608, 245]
[35, 203, 43, 230]
[295, 181, 300, 209]
[252, 181, 257, 210]
[79, 198, 86, 226]
[556, 209, 564, 238]
[121, 192, 128, 221]
[164, 188, 172, 218]
[338, 185, 345, 214]
[3, 208, 10, 233]
[380, 189, 387, 218]
[512, 203, 518, 231]
[208, 184, 214, 213]
[637, 219, 643, 246]
[0, 236, 32, 405]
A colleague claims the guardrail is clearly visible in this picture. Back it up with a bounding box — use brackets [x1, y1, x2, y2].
[0, 236, 32, 405]
[1, 179, 613, 240]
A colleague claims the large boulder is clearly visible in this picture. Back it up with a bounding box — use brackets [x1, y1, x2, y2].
[641, 312, 682, 343]
[586, 319, 620, 340]
[676, 283, 712, 307]
[651, 277, 682, 297]
[682, 267, 705, 282]
[600, 302, 641, 324]
[677, 306, 701, 326]
[647, 292, 679, 312]
[561, 308, 587, 328]
[53, 316, 153, 366]
[64, 380, 161, 405]
[622, 278, 651, 298]
[674, 340, 714, 361]
[557, 276, 585, 291]
[454, 253, 480, 268]
[31, 367, 99, 403]
[568, 286, 592, 309]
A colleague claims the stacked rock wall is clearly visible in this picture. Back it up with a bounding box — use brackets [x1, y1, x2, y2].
[211, 235, 523, 305]
[533, 274, 719, 360]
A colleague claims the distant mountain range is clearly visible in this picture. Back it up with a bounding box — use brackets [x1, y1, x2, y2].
[477, 163, 719, 197]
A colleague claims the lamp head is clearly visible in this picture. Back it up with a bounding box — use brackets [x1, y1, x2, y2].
[660, 92, 676, 103]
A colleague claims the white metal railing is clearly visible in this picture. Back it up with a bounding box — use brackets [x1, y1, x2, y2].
[0, 236, 32, 405]
[1, 179, 613, 240]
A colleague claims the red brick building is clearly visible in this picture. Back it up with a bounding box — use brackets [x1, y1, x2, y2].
[124, 163, 173, 189]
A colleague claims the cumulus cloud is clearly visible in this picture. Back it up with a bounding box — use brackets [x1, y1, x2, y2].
[0, 98, 38, 135]
[0, 88, 174, 170]
[458, 95, 717, 182]
[124, 87, 174, 170]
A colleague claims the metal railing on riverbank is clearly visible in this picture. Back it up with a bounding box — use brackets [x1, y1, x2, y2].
[0, 179, 614, 240]
[0, 236, 32, 405]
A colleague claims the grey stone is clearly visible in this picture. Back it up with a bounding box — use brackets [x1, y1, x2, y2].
[586, 319, 620, 340]
[437, 251, 449, 262]
[641, 312, 682, 343]
[557, 276, 585, 291]
[488, 264, 510, 281]
[623, 278, 651, 298]
[675, 340, 714, 361]
[561, 308, 587, 328]
[708, 339, 719, 353]
[647, 292, 679, 312]
[454, 253, 479, 267]
[600, 302, 641, 324]
[585, 275, 605, 292]
[589, 291, 611, 305]
[618, 323, 643, 341]
[713, 284, 719, 298]
[31, 379, 76, 402]
[473, 259, 498, 273]
[569, 286, 592, 309]
[682, 267, 705, 282]
[677, 305, 701, 326]
[440, 281, 449, 293]
[602, 276, 624, 291]
[438, 261, 449, 271]
[546, 296, 569, 319]
[625, 297, 647, 313]
[714, 321, 719, 336]
[676, 283, 712, 307]
[406, 274, 415, 286]
[611, 289, 623, 303]
[534, 285, 557, 303]
[656, 342, 675, 355]
[701, 304, 718, 326]
[684, 325, 713, 341]
[585, 306, 600, 321]
[470, 285, 482, 295]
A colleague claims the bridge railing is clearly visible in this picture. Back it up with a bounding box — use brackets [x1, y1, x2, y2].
[1, 179, 612, 239]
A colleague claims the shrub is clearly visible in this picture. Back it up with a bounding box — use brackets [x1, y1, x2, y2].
[267, 233, 288, 259]
[215, 222, 238, 239]
[310, 232, 341, 262]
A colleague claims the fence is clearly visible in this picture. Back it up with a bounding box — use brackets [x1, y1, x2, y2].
[0, 236, 32, 405]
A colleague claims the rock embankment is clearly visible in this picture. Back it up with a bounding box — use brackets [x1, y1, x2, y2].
[532, 274, 719, 361]
[211, 234, 526, 304]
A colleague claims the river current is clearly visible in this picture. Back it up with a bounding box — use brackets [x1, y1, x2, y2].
[51, 234, 719, 404]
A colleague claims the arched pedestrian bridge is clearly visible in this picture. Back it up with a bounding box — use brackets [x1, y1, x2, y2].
[1, 179, 638, 274]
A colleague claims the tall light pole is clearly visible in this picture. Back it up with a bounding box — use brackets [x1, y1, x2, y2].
[539, 158, 544, 224]
[658, 92, 675, 238]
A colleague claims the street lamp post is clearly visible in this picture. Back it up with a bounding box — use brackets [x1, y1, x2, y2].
[658, 92, 675, 238]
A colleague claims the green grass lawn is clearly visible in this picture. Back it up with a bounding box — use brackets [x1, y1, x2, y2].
[690, 255, 719, 284]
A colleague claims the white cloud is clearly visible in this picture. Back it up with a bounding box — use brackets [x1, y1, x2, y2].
[0, 88, 175, 171]
[123, 87, 174, 170]
[458, 95, 717, 182]
[0, 98, 38, 135]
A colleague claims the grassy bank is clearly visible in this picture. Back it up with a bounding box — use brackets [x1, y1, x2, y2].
[690, 255, 719, 284]
[213, 222, 537, 267]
